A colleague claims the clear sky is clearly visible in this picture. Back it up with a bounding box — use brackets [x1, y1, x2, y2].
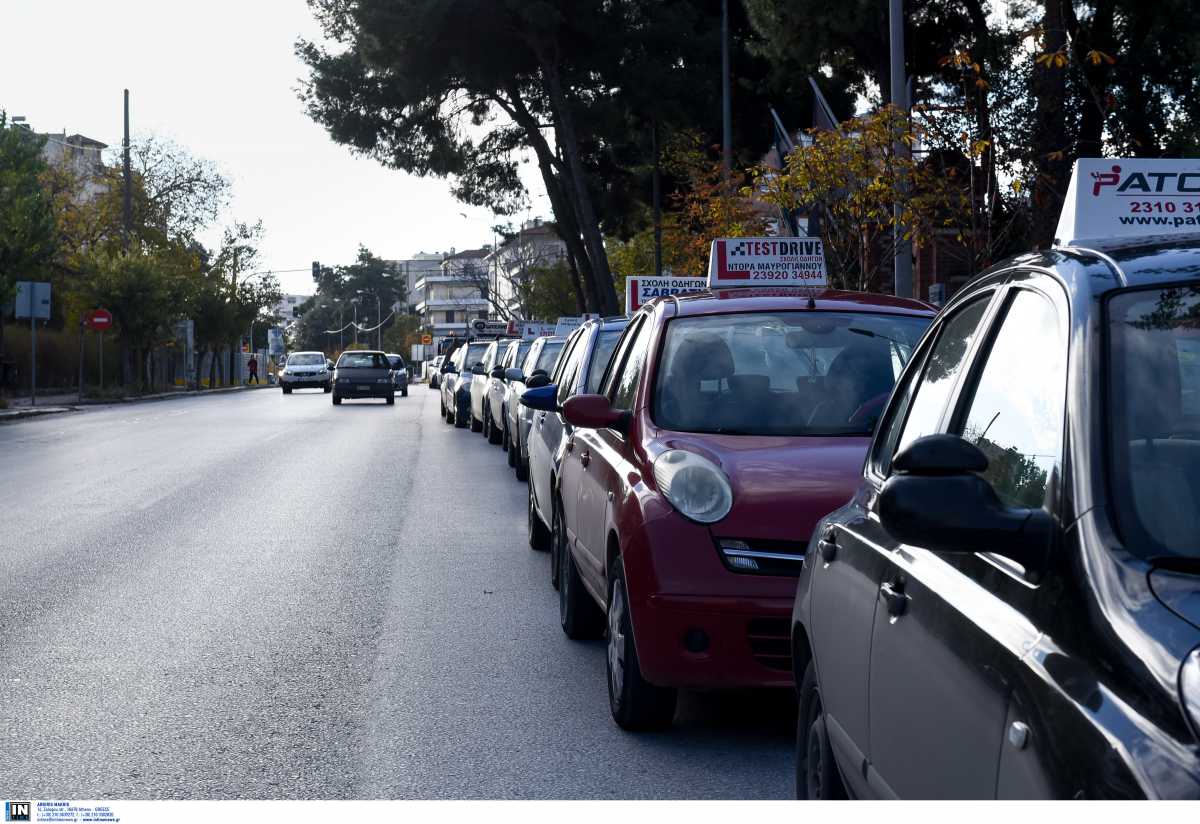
[0, 0, 547, 296]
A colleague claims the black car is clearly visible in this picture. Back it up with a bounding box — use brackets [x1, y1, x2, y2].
[332, 350, 396, 406]
[792, 236, 1200, 799]
[385, 353, 409, 397]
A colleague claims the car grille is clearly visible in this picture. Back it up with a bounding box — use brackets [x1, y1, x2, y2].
[747, 618, 792, 672]
[714, 538, 806, 577]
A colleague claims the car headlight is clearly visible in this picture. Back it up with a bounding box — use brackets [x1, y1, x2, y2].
[1181, 647, 1200, 741]
[653, 449, 733, 524]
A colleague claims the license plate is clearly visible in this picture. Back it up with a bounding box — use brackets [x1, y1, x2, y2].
[356, 385, 369, 392]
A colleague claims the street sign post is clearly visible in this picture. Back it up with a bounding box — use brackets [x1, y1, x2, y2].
[79, 309, 114, 402]
[84, 308, 113, 331]
[15, 282, 51, 406]
[421, 333, 433, 345]
[624, 276, 707, 314]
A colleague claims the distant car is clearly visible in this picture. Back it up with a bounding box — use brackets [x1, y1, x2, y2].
[278, 351, 331, 394]
[440, 340, 492, 428]
[524, 317, 626, 574]
[385, 353, 409, 397]
[332, 350, 396, 406]
[486, 338, 533, 446]
[471, 338, 517, 440]
[505, 336, 566, 481]
[428, 356, 444, 389]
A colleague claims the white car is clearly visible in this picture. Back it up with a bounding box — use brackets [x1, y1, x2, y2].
[485, 338, 533, 446]
[470, 339, 517, 439]
[279, 351, 332, 394]
[440, 340, 492, 429]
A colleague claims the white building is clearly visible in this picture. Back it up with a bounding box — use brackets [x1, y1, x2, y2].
[414, 248, 492, 337]
[484, 219, 567, 321]
[386, 252, 445, 311]
[274, 294, 312, 324]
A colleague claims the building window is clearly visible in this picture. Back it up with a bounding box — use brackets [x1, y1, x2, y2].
[446, 310, 456, 323]
[477, 311, 487, 320]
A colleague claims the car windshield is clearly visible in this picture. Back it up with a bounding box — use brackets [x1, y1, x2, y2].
[586, 329, 625, 393]
[387, 356, 405, 369]
[288, 353, 323, 366]
[337, 352, 389, 369]
[533, 341, 564, 374]
[1108, 285, 1200, 559]
[653, 311, 930, 436]
[465, 343, 490, 367]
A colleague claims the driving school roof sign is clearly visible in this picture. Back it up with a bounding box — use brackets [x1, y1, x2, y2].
[1055, 158, 1200, 246]
[707, 237, 828, 288]
[625, 276, 707, 314]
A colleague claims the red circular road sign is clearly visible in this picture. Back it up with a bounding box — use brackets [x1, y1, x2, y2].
[84, 308, 113, 331]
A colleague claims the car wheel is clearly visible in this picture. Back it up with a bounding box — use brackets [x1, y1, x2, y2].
[282, 386, 292, 394]
[386, 395, 395, 406]
[332, 395, 341, 406]
[487, 411, 503, 445]
[444, 402, 454, 424]
[401, 387, 408, 397]
[470, 410, 483, 432]
[505, 425, 517, 466]
[550, 496, 565, 591]
[323, 383, 332, 393]
[559, 532, 605, 640]
[515, 448, 529, 482]
[606, 558, 676, 730]
[796, 660, 846, 799]
[454, 401, 468, 428]
[527, 481, 551, 552]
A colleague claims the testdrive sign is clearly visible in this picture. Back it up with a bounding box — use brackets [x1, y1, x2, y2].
[707, 237, 828, 288]
[624, 276, 707, 314]
[1055, 158, 1200, 246]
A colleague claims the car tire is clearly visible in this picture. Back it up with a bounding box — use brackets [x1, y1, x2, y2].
[515, 448, 529, 482]
[550, 496, 565, 591]
[443, 401, 454, 424]
[282, 385, 292, 394]
[527, 481, 551, 552]
[323, 383, 332, 393]
[470, 412, 483, 433]
[401, 387, 408, 397]
[505, 426, 517, 466]
[386, 395, 395, 406]
[606, 558, 676, 730]
[796, 660, 846, 800]
[487, 411, 503, 445]
[559, 533, 605, 640]
[332, 395, 341, 406]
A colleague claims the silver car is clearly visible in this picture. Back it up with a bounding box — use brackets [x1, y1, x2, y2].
[470, 338, 517, 442]
[504, 336, 566, 481]
[485, 339, 533, 447]
[279, 351, 332, 394]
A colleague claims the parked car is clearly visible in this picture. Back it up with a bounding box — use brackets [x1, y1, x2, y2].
[523, 317, 627, 570]
[385, 353, 409, 397]
[524, 289, 933, 731]
[787, 234, 1200, 799]
[484, 338, 533, 446]
[428, 355, 444, 389]
[278, 351, 332, 394]
[470, 338, 517, 437]
[505, 336, 567, 481]
[440, 340, 493, 428]
[332, 350, 396, 405]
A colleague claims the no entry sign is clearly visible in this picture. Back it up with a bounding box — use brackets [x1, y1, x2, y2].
[84, 308, 113, 331]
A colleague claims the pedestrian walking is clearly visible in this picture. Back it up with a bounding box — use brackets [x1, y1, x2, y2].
[247, 355, 259, 385]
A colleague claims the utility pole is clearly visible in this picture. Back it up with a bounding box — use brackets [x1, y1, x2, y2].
[122, 89, 132, 251]
[721, 0, 732, 179]
[652, 119, 662, 277]
[890, 0, 913, 298]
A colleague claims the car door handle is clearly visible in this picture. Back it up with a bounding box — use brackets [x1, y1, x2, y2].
[566, 439, 574, 452]
[880, 580, 908, 617]
[817, 526, 837, 563]
[581, 449, 590, 468]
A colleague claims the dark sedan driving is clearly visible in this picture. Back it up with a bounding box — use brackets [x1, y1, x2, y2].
[332, 350, 397, 406]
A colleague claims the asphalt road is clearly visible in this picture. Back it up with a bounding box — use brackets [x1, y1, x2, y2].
[0, 386, 794, 799]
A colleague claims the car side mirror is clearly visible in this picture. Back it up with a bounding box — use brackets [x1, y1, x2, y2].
[471, 363, 486, 376]
[505, 367, 525, 383]
[879, 434, 1052, 575]
[563, 394, 629, 433]
[521, 384, 559, 412]
[491, 366, 506, 379]
[443, 363, 457, 374]
[526, 372, 551, 389]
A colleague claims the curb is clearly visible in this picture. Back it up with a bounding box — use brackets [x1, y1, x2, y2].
[1, 383, 275, 421]
[0, 406, 77, 424]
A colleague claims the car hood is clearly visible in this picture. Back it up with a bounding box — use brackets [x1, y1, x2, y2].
[1149, 567, 1200, 632]
[656, 432, 870, 544]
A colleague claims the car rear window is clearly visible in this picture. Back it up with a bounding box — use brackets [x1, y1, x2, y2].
[338, 352, 389, 369]
[653, 311, 930, 436]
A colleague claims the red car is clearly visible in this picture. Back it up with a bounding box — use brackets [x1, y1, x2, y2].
[550, 287, 934, 729]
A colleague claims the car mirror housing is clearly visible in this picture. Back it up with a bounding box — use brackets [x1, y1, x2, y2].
[879, 435, 1052, 574]
[471, 363, 487, 376]
[442, 363, 457, 374]
[562, 394, 629, 433]
[505, 367, 525, 383]
[491, 366, 506, 379]
[525, 372, 552, 389]
[520, 384, 559, 412]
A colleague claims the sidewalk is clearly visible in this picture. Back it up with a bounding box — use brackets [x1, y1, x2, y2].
[1, 382, 276, 423]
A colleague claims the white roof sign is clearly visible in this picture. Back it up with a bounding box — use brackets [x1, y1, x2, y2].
[624, 276, 707, 314]
[707, 237, 827, 288]
[1056, 158, 1200, 247]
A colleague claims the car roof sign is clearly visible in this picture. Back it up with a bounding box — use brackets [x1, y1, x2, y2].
[1055, 158, 1200, 247]
[707, 237, 828, 288]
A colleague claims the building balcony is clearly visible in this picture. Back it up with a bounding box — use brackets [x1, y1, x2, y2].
[414, 273, 489, 290]
[416, 298, 490, 313]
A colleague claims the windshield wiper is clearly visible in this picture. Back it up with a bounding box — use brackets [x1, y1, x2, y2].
[1148, 555, 1200, 575]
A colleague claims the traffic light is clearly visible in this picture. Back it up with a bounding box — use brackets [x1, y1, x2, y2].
[312, 261, 321, 282]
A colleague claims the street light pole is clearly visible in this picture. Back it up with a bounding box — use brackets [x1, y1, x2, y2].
[721, 0, 732, 179]
[890, 0, 914, 299]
